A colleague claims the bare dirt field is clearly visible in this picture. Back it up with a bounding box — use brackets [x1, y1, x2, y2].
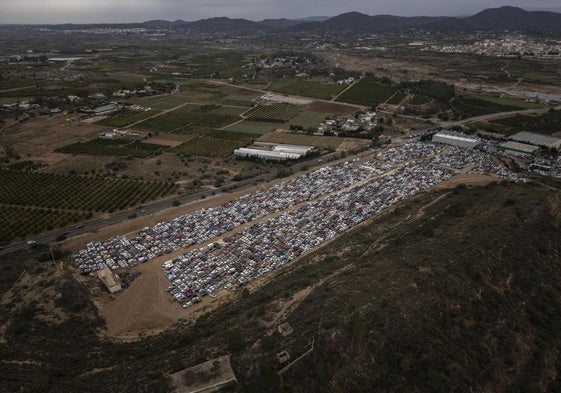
[337, 138, 371, 151]
[308, 101, 359, 115]
[320, 52, 438, 81]
[101, 260, 189, 337]
[44, 154, 115, 175]
[0, 114, 105, 157]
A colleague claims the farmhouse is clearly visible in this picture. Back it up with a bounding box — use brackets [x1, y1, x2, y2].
[432, 130, 481, 149]
[97, 267, 122, 293]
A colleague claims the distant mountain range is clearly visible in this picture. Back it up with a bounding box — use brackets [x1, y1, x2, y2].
[28, 6, 561, 33]
[145, 6, 561, 33]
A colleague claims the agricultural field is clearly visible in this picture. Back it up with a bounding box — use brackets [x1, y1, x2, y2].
[0, 169, 177, 212]
[400, 80, 455, 102]
[336, 77, 398, 107]
[467, 94, 545, 109]
[179, 52, 250, 79]
[220, 98, 256, 107]
[288, 111, 329, 129]
[245, 103, 303, 123]
[56, 138, 168, 158]
[308, 101, 358, 115]
[450, 97, 529, 118]
[409, 94, 433, 106]
[213, 106, 250, 116]
[135, 104, 240, 133]
[95, 109, 160, 128]
[268, 80, 346, 100]
[0, 79, 44, 91]
[223, 121, 279, 135]
[171, 81, 256, 106]
[0, 206, 86, 242]
[257, 131, 345, 150]
[126, 95, 189, 110]
[0, 169, 177, 240]
[171, 125, 215, 137]
[386, 92, 407, 105]
[172, 130, 255, 158]
[489, 109, 561, 136]
[134, 104, 202, 132]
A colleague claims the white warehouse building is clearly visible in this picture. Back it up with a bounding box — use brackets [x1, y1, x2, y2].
[432, 130, 481, 149]
[235, 143, 315, 162]
[234, 148, 302, 161]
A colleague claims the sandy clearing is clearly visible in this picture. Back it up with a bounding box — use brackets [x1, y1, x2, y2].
[101, 261, 189, 336]
[337, 138, 371, 151]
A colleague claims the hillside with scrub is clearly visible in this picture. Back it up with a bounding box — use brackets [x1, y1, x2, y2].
[1, 180, 561, 392]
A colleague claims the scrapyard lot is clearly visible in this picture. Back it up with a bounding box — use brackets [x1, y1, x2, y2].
[74, 142, 526, 310]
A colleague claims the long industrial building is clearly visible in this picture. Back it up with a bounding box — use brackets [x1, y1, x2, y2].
[432, 130, 481, 149]
[499, 141, 540, 156]
[235, 143, 315, 162]
[509, 131, 561, 150]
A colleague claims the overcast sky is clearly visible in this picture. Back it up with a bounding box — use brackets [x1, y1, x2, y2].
[1, 0, 560, 24]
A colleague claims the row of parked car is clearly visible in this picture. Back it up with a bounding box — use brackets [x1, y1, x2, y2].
[163, 159, 457, 304]
[73, 160, 375, 273]
[73, 142, 525, 277]
[160, 144, 528, 305]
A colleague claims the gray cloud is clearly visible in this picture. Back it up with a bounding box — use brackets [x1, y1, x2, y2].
[1, 0, 560, 24]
